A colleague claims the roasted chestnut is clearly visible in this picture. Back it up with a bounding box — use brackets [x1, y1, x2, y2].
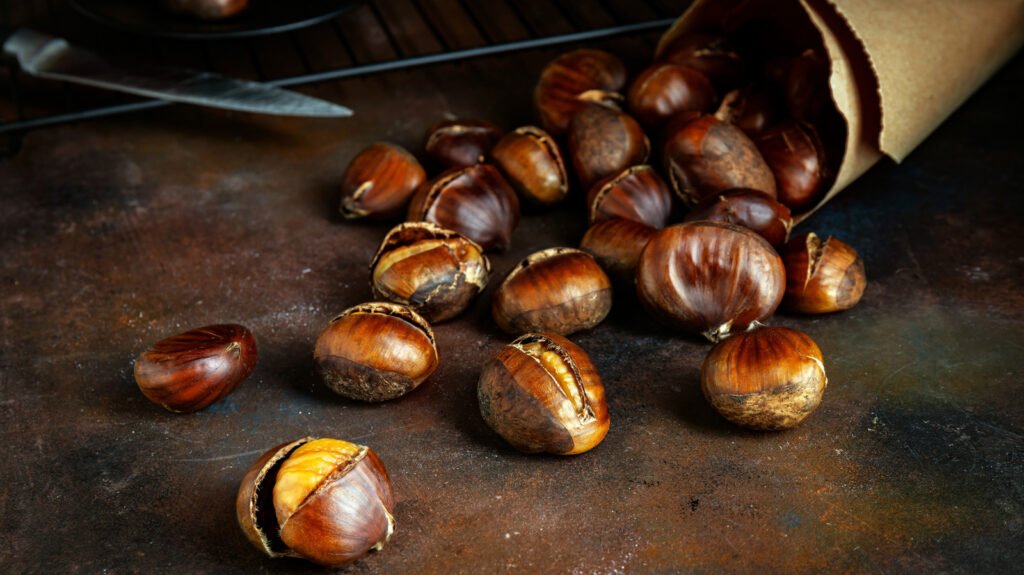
[568, 103, 650, 189]
[781, 232, 866, 313]
[636, 221, 785, 341]
[134, 324, 257, 413]
[369, 222, 490, 323]
[587, 165, 673, 229]
[534, 49, 627, 136]
[407, 164, 520, 252]
[424, 119, 503, 169]
[580, 217, 657, 284]
[340, 143, 426, 220]
[786, 49, 828, 123]
[756, 120, 828, 212]
[236, 437, 395, 567]
[701, 326, 827, 430]
[659, 32, 745, 90]
[627, 63, 715, 130]
[478, 333, 609, 454]
[683, 189, 792, 247]
[313, 303, 438, 402]
[163, 0, 248, 20]
[491, 126, 568, 206]
[717, 84, 781, 137]
[492, 248, 612, 336]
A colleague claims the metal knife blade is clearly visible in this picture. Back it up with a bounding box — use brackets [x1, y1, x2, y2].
[3, 29, 352, 118]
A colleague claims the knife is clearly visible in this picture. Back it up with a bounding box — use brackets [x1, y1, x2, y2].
[3, 29, 353, 118]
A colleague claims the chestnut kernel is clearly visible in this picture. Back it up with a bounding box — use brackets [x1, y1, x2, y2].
[756, 120, 828, 212]
[659, 32, 745, 90]
[236, 437, 395, 567]
[568, 103, 650, 189]
[627, 63, 715, 130]
[491, 126, 569, 206]
[781, 232, 866, 313]
[424, 119, 503, 169]
[587, 165, 673, 229]
[534, 49, 627, 136]
[701, 326, 828, 430]
[369, 222, 490, 323]
[683, 188, 793, 247]
[478, 333, 609, 454]
[313, 303, 439, 402]
[134, 324, 257, 413]
[580, 217, 657, 284]
[340, 143, 426, 221]
[492, 248, 612, 336]
[636, 221, 785, 341]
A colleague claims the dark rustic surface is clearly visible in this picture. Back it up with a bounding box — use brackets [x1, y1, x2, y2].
[2, 8, 1024, 575]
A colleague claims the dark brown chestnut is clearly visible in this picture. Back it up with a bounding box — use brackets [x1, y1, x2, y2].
[478, 333, 609, 454]
[781, 232, 866, 313]
[717, 84, 782, 137]
[568, 103, 650, 189]
[163, 0, 248, 20]
[627, 63, 715, 130]
[491, 126, 569, 206]
[786, 49, 828, 123]
[134, 324, 257, 413]
[407, 163, 520, 252]
[492, 248, 612, 336]
[683, 188, 793, 247]
[580, 217, 657, 284]
[340, 143, 426, 220]
[423, 119, 503, 169]
[369, 222, 490, 323]
[636, 221, 785, 341]
[659, 32, 745, 90]
[756, 120, 828, 212]
[586, 165, 673, 229]
[534, 49, 627, 136]
[236, 437, 395, 567]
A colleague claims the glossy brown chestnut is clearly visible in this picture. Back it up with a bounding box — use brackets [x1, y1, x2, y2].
[568, 104, 650, 189]
[702, 326, 828, 430]
[636, 221, 785, 341]
[627, 63, 715, 130]
[492, 248, 612, 336]
[534, 49, 627, 136]
[580, 217, 657, 284]
[659, 32, 745, 90]
[490, 126, 568, 206]
[478, 333, 609, 454]
[313, 303, 438, 402]
[786, 49, 828, 122]
[423, 119, 503, 169]
[717, 84, 781, 137]
[586, 165, 673, 229]
[134, 324, 257, 413]
[163, 0, 248, 20]
[756, 121, 828, 212]
[683, 189, 793, 247]
[781, 232, 866, 313]
[407, 164, 520, 252]
[369, 222, 490, 323]
[236, 437, 395, 567]
[340, 143, 426, 220]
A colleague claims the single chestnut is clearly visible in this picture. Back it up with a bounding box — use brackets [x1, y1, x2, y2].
[491, 126, 568, 206]
[236, 437, 395, 567]
[636, 221, 785, 341]
[340, 143, 426, 220]
[568, 103, 650, 189]
[786, 49, 828, 123]
[478, 333, 609, 454]
[587, 165, 673, 229]
[659, 32, 745, 90]
[781, 232, 866, 313]
[683, 188, 793, 247]
[534, 49, 627, 136]
[756, 120, 828, 212]
[627, 63, 715, 130]
[313, 303, 439, 402]
[164, 0, 248, 20]
[701, 326, 827, 430]
[134, 324, 257, 413]
[492, 248, 612, 336]
[424, 119, 503, 169]
[580, 217, 657, 284]
[407, 163, 520, 252]
[717, 84, 781, 137]
[369, 222, 490, 323]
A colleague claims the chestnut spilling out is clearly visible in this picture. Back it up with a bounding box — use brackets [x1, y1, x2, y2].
[340, 143, 426, 221]
[491, 126, 568, 206]
[533, 48, 626, 136]
[587, 165, 673, 229]
[568, 103, 649, 189]
[424, 119, 503, 169]
[782, 232, 867, 313]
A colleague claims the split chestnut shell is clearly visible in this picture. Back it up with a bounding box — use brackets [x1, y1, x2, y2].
[781, 232, 866, 313]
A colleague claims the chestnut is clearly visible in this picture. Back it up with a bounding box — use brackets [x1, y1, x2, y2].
[534, 49, 627, 136]
[134, 324, 257, 413]
[568, 103, 650, 189]
[587, 165, 673, 229]
[340, 143, 426, 221]
[369, 222, 490, 323]
[424, 119, 503, 169]
[313, 303, 439, 402]
[781, 232, 866, 313]
[659, 32, 745, 91]
[786, 49, 828, 123]
[407, 163, 520, 252]
[636, 221, 784, 341]
[236, 437, 395, 567]
[491, 126, 568, 206]
[756, 121, 828, 212]
[478, 333, 609, 454]
[580, 217, 657, 284]
[682, 188, 793, 247]
[492, 248, 612, 336]
[701, 326, 827, 430]
[626, 63, 715, 130]
[717, 84, 781, 137]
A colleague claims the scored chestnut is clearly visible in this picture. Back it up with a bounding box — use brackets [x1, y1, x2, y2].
[369, 222, 490, 323]
[756, 120, 828, 212]
[781, 232, 866, 313]
[587, 165, 673, 229]
[478, 333, 609, 454]
[627, 63, 715, 130]
[534, 49, 627, 136]
[424, 119, 503, 169]
[313, 303, 439, 402]
[683, 188, 793, 247]
[134, 324, 257, 413]
[580, 217, 657, 285]
[568, 103, 650, 189]
[659, 32, 745, 91]
[491, 126, 569, 206]
[236, 437, 395, 567]
[701, 326, 828, 430]
[492, 247, 612, 336]
[340, 143, 426, 220]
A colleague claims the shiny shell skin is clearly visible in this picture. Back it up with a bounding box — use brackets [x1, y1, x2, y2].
[781, 232, 866, 313]
[587, 165, 673, 229]
[627, 63, 716, 130]
[683, 188, 793, 247]
[659, 32, 746, 91]
[478, 333, 610, 454]
[568, 104, 650, 189]
[534, 49, 627, 136]
[340, 143, 426, 220]
[313, 303, 439, 402]
[717, 84, 781, 137]
[163, 0, 248, 19]
[580, 218, 657, 285]
[491, 126, 569, 206]
[701, 326, 827, 430]
[636, 221, 785, 341]
[134, 324, 257, 413]
[424, 119, 503, 169]
[756, 121, 828, 212]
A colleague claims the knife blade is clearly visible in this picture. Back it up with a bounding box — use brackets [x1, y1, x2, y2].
[3, 29, 352, 118]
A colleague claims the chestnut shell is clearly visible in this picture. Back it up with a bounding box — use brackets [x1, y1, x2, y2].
[627, 63, 716, 130]
[756, 121, 828, 212]
[491, 126, 569, 206]
[534, 49, 627, 136]
[683, 188, 793, 247]
[580, 217, 657, 285]
[781, 232, 866, 313]
[340, 143, 426, 221]
[424, 119, 503, 169]
[587, 165, 673, 229]
[568, 104, 650, 189]
[659, 32, 746, 91]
